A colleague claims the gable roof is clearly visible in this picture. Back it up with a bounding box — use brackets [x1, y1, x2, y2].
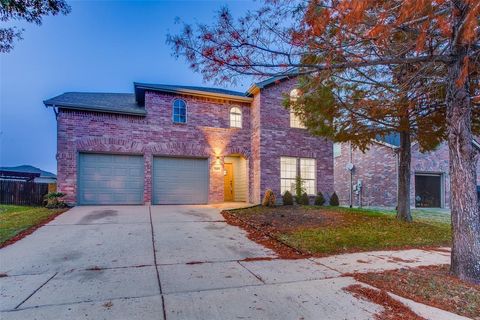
[246, 73, 296, 96]
[0, 165, 56, 178]
[133, 83, 252, 105]
[44, 92, 146, 116]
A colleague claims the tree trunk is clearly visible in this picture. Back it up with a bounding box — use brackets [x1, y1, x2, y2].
[447, 0, 480, 283]
[396, 130, 412, 222]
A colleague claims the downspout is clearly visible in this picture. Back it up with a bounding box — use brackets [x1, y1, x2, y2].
[349, 142, 353, 208]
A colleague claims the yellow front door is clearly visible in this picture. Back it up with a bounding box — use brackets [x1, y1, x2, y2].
[224, 163, 234, 201]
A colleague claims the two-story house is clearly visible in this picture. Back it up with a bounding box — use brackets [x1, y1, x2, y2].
[44, 77, 334, 205]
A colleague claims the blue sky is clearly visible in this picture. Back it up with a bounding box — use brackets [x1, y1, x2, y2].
[0, 0, 257, 174]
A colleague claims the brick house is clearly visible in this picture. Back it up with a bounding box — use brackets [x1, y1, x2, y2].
[44, 77, 334, 205]
[334, 137, 480, 208]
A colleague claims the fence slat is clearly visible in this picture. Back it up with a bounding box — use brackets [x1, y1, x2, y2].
[0, 180, 49, 206]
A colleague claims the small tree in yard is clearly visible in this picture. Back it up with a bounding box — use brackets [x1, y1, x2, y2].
[294, 175, 305, 204]
[314, 192, 325, 206]
[283, 191, 294, 205]
[168, 0, 480, 283]
[330, 192, 339, 207]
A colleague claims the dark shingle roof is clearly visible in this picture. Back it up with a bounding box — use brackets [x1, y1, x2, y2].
[44, 92, 146, 116]
[0, 165, 56, 178]
[134, 83, 251, 105]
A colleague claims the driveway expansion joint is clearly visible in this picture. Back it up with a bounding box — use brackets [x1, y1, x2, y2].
[149, 205, 167, 320]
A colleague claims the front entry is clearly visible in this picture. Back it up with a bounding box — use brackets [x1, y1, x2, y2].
[224, 163, 234, 201]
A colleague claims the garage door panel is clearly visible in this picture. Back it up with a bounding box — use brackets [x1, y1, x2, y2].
[78, 153, 144, 205]
[153, 157, 208, 204]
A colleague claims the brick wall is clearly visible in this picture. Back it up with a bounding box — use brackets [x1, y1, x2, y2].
[257, 78, 334, 202]
[57, 91, 251, 204]
[334, 142, 398, 207]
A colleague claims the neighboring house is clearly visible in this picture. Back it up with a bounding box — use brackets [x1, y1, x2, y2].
[334, 137, 480, 209]
[0, 165, 57, 184]
[44, 77, 333, 205]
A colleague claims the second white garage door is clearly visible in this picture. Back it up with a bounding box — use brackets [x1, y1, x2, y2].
[152, 157, 209, 204]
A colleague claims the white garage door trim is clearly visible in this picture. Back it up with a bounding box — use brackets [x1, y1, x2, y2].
[152, 156, 209, 205]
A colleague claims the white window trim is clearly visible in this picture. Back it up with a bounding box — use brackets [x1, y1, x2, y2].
[280, 157, 317, 195]
[289, 89, 306, 129]
[229, 106, 242, 128]
[172, 99, 187, 123]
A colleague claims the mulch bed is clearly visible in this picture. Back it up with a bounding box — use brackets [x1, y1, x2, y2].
[0, 208, 68, 249]
[222, 209, 308, 259]
[353, 265, 480, 319]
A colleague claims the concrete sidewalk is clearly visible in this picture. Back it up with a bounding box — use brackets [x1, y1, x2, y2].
[0, 205, 467, 320]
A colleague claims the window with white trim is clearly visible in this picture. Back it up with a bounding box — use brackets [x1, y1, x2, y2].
[289, 89, 306, 128]
[300, 158, 316, 195]
[280, 157, 297, 195]
[230, 107, 242, 128]
[173, 99, 187, 123]
[280, 157, 316, 195]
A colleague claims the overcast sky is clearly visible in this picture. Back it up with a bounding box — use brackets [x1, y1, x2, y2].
[0, 0, 257, 174]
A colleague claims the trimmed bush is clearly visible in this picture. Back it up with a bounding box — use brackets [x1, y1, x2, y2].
[44, 192, 67, 209]
[314, 192, 326, 206]
[262, 189, 276, 207]
[299, 192, 310, 205]
[330, 192, 340, 206]
[282, 191, 294, 205]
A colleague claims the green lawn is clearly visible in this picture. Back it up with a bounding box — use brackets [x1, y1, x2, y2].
[229, 206, 451, 256]
[0, 205, 67, 245]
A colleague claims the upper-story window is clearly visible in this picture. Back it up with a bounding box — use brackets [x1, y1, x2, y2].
[172, 99, 187, 123]
[230, 107, 242, 128]
[289, 89, 306, 129]
[333, 143, 342, 157]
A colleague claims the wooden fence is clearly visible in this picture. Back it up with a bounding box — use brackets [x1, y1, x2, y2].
[0, 180, 49, 206]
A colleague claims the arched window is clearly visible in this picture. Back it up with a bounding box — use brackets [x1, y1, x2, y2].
[229, 106, 242, 128]
[289, 89, 305, 128]
[172, 99, 187, 123]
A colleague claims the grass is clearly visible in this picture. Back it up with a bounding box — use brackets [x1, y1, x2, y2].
[0, 205, 67, 245]
[229, 206, 451, 255]
[352, 206, 451, 224]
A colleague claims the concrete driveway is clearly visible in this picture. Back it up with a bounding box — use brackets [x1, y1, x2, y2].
[0, 205, 462, 320]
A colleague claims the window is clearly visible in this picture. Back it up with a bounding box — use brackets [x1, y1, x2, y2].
[172, 99, 187, 123]
[230, 107, 242, 128]
[280, 157, 297, 195]
[300, 158, 316, 195]
[280, 157, 316, 195]
[289, 89, 306, 128]
[333, 143, 342, 158]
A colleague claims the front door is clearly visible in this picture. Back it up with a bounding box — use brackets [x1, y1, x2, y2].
[224, 163, 234, 201]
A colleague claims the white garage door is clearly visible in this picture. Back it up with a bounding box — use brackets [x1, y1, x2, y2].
[152, 157, 209, 204]
[78, 153, 144, 205]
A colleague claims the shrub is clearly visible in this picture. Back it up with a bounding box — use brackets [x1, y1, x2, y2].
[282, 191, 294, 205]
[299, 192, 310, 205]
[295, 175, 306, 204]
[44, 192, 67, 209]
[330, 192, 340, 206]
[262, 189, 276, 207]
[314, 192, 326, 206]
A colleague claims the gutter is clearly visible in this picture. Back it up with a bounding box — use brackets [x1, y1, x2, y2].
[43, 102, 147, 116]
[135, 84, 253, 104]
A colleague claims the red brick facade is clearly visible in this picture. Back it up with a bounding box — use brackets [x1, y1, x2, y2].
[334, 141, 480, 208]
[56, 80, 334, 205]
